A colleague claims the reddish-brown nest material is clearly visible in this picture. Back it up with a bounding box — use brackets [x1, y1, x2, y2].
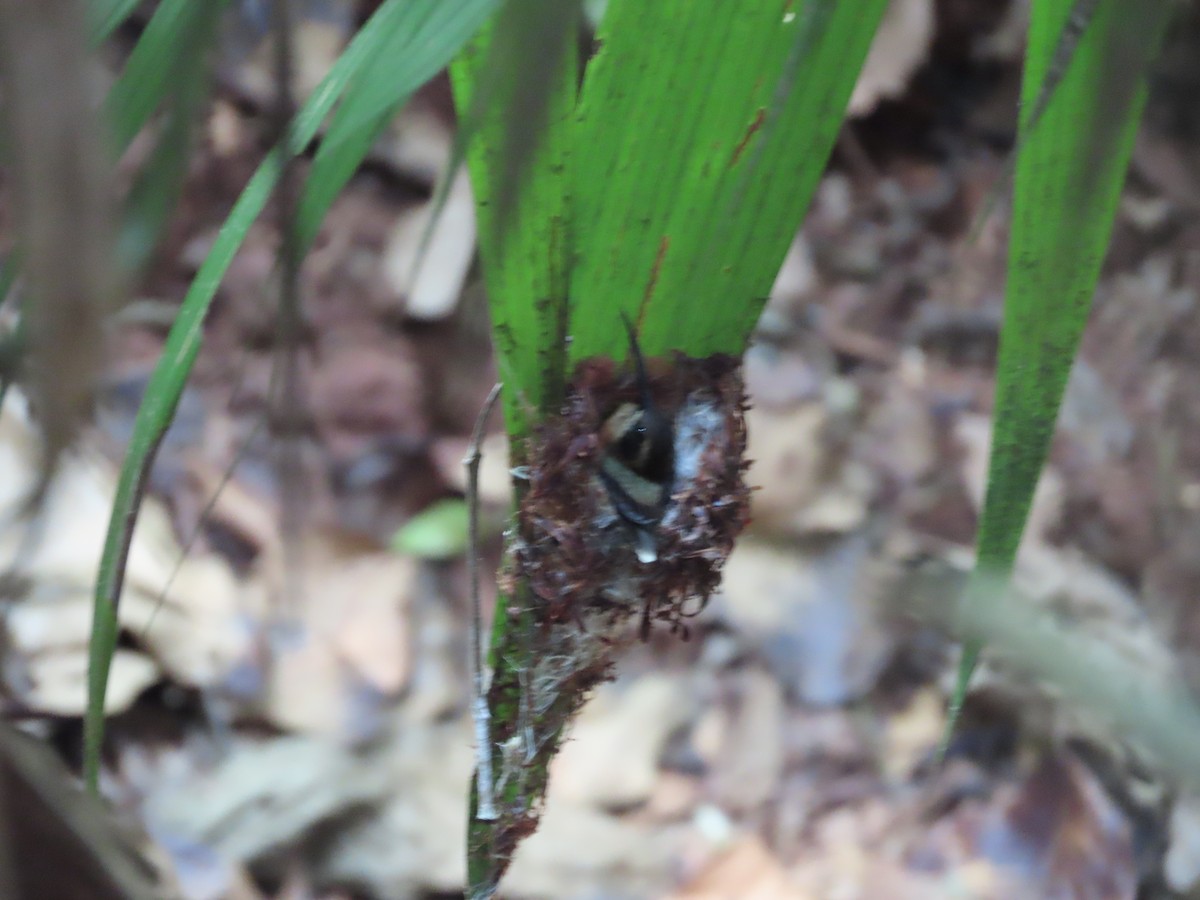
[510, 350, 751, 638]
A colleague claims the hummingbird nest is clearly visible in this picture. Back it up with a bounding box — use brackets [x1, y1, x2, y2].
[507, 348, 751, 642]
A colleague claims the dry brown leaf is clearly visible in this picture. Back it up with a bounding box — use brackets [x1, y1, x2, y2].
[643, 771, 703, 822]
[373, 94, 454, 188]
[381, 168, 477, 321]
[0, 394, 177, 587]
[708, 669, 785, 813]
[745, 403, 873, 536]
[186, 457, 280, 557]
[720, 542, 814, 634]
[330, 554, 416, 694]
[507, 799, 687, 899]
[254, 530, 416, 734]
[744, 404, 828, 533]
[236, 20, 347, 109]
[13, 645, 158, 715]
[143, 731, 396, 866]
[882, 687, 944, 781]
[0, 393, 250, 714]
[671, 835, 812, 900]
[264, 631, 348, 735]
[862, 373, 939, 488]
[977, 753, 1136, 899]
[551, 674, 697, 810]
[721, 539, 894, 705]
[310, 332, 429, 460]
[132, 557, 257, 688]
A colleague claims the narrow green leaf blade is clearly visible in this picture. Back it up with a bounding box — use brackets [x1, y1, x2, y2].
[104, 0, 200, 152]
[87, 0, 142, 45]
[450, 9, 578, 435]
[947, 0, 1172, 736]
[84, 0, 465, 791]
[117, 2, 224, 275]
[298, 0, 504, 248]
[315, 0, 501, 152]
[392, 499, 471, 559]
[85, 152, 284, 792]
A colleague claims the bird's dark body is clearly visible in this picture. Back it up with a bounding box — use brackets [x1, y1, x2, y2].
[598, 316, 675, 533]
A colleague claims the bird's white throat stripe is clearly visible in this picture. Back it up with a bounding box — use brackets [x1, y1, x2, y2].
[600, 455, 664, 510]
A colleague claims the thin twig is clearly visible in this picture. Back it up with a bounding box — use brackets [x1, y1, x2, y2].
[268, 0, 307, 619]
[467, 382, 502, 821]
[948, 572, 1200, 790]
[140, 405, 265, 642]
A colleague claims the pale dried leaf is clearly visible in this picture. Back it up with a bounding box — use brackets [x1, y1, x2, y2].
[18, 647, 158, 716]
[672, 835, 812, 900]
[708, 669, 785, 812]
[381, 168, 476, 320]
[848, 0, 935, 117]
[882, 687, 944, 781]
[551, 674, 697, 810]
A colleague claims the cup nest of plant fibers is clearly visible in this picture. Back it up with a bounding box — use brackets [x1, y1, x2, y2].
[506, 350, 751, 641]
[481, 350, 750, 836]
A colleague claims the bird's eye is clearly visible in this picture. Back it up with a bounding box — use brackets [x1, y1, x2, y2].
[616, 415, 648, 460]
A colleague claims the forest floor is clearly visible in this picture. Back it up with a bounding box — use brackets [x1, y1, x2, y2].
[8, 1, 1200, 897]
